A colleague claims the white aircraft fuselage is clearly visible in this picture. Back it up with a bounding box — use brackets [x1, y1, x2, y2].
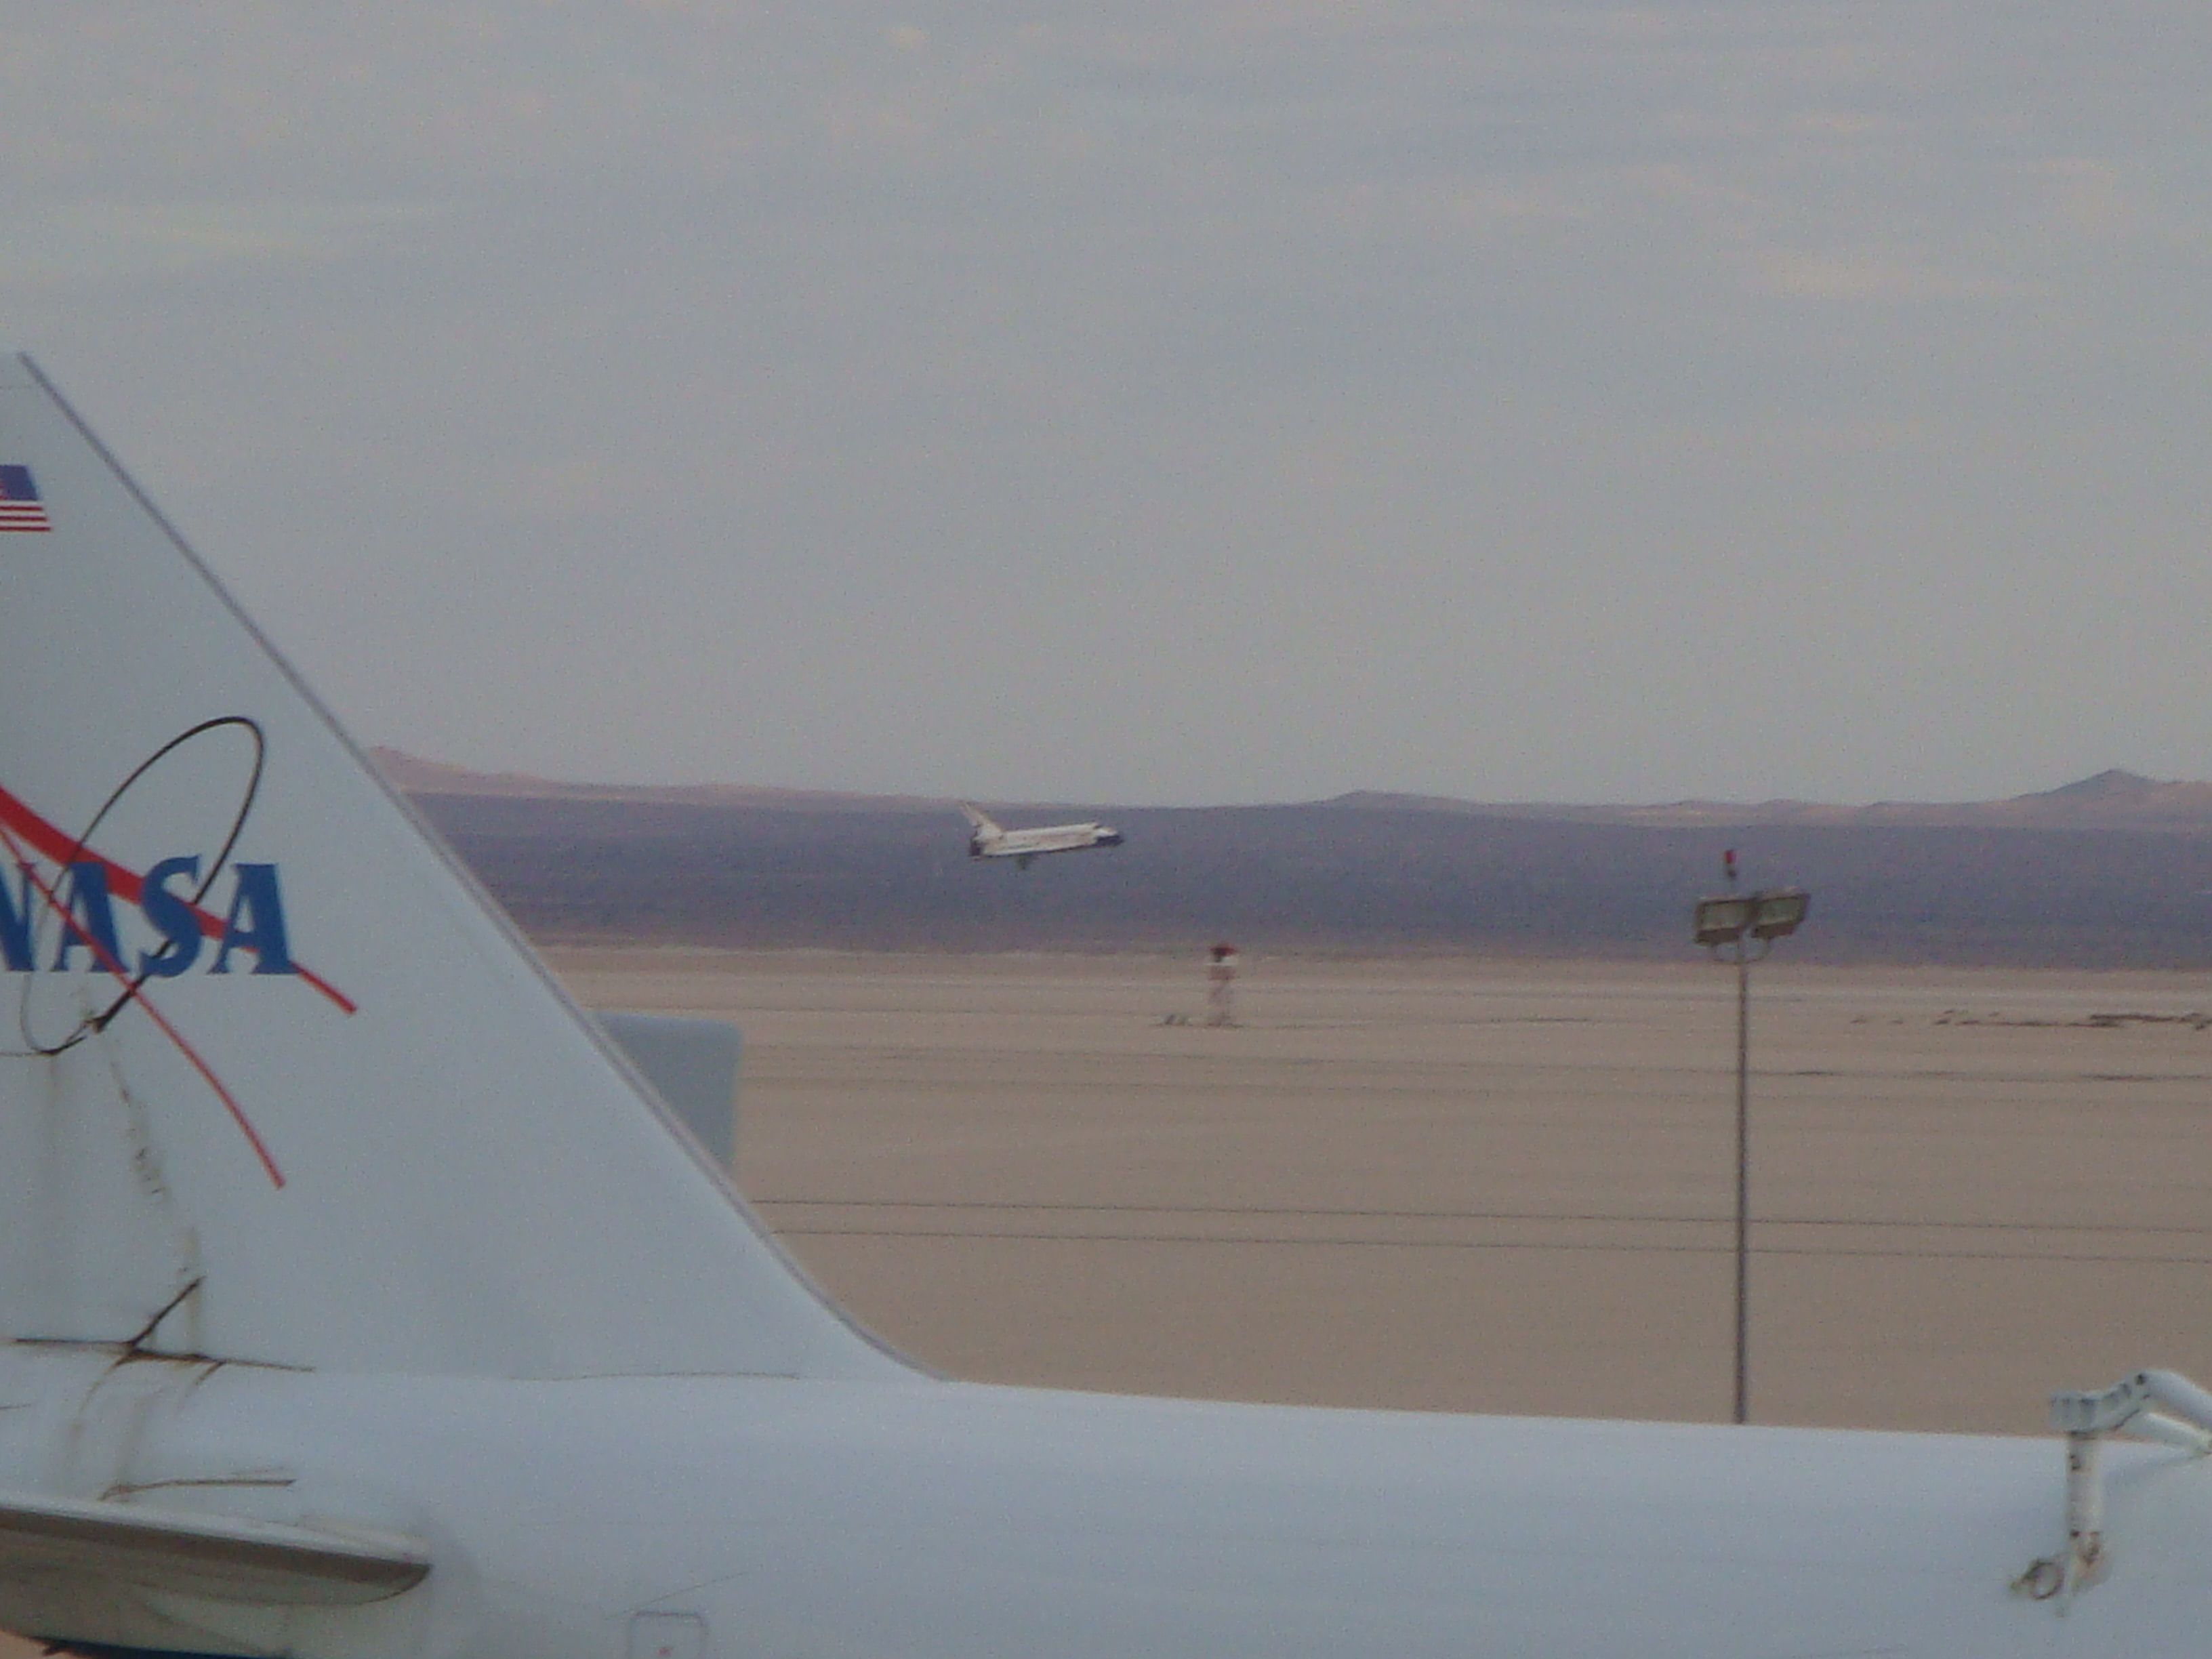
[1, 1340, 2197, 1658]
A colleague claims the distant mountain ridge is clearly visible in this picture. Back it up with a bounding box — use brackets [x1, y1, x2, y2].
[379, 750, 2212, 830]
[1327, 770, 2212, 830]
[369, 748, 946, 813]
[372, 753, 2212, 964]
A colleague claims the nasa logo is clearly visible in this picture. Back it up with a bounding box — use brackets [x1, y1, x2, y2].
[0, 724, 353, 1189]
[0, 857, 297, 978]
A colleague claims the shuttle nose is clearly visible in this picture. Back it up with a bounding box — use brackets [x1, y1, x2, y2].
[1100, 829, 1124, 847]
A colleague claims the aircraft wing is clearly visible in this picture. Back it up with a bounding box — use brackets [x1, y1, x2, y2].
[0, 1488, 429, 1606]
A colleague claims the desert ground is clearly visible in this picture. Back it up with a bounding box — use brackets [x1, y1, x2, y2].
[549, 947, 2212, 1437]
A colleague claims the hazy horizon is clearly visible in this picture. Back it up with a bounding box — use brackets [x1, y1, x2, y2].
[377, 745, 2196, 812]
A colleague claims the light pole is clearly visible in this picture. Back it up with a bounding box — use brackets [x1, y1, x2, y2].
[1693, 868, 1809, 1427]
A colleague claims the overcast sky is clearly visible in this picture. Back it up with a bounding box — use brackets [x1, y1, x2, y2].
[5, 3, 2208, 805]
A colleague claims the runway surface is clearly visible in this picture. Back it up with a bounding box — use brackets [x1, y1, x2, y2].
[552, 948, 2212, 1434]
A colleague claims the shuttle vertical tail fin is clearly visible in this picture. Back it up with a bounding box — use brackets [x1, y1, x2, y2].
[960, 802, 1004, 855]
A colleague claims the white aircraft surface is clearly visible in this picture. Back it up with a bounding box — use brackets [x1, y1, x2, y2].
[0, 350, 2205, 1658]
[961, 801, 1124, 867]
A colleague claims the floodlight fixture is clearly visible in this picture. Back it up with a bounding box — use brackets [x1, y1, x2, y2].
[1693, 888, 1809, 954]
[1750, 888, 1809, 941]
[1694, 896, 1755, 947]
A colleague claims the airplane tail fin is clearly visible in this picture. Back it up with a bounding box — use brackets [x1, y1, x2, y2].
[0, 354, 903, 1380]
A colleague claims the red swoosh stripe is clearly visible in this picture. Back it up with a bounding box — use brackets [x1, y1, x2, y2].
[0, 781, 355, 1015]
[0, 819, 284, 1188]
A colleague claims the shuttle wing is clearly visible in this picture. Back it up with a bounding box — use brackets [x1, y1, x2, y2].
[0, 1488, 427, 1606]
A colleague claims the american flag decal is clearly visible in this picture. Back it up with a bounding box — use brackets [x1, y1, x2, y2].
[0, 466, 50, 532]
